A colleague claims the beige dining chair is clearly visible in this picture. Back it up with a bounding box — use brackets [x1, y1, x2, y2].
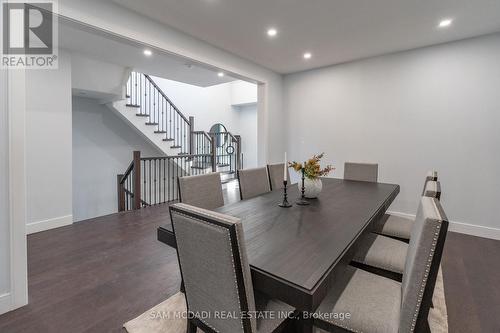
[169, 203, 295, 333]
[178, 172, 224, 210]
[372, 177, 441, 241]
[353, 181, 442, 278]
[237, 167, 271, 200]
[344, 162, 378, 182]
[267, 163, 290, 191]
[313, 197, 448, 333]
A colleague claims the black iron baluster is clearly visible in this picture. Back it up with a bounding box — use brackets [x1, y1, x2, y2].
[153, 159, 157, 205]
[163, 158, 166, 203]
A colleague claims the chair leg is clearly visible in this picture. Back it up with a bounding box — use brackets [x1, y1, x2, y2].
[187, 319, 198, 333]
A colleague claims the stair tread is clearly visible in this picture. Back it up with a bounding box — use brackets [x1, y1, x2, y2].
[145, 122, 159, 125]
[126, 104, 141, 108]
[136, 114, 149, 117]
[163, 138, 175, 141]
[154, 130, 167, 133]
[171, 145, 182, 148]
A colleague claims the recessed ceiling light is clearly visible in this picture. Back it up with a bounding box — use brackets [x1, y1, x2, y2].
[438, 19, 453, 28]
[143, 49, 152, 56]
[218, 72, 224, 77]
[267, 28, 278, 37]
[303, 52, 312, 59]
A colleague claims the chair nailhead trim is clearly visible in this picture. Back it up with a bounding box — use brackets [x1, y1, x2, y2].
[408, 219, 443, 333]
[323, 318, 362, 333]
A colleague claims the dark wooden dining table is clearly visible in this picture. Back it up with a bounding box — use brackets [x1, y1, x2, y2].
[157, 177, 399, 332]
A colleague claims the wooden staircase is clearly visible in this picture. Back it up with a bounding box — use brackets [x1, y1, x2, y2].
[116, 71, 243, 212]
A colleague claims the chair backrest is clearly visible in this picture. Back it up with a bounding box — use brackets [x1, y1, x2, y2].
[400, 197, 448, 332]
[423, 180, 441, 200]
[344, 162, 378, 182]
[267, 163, 290, 191]
[421, 171, 438, 196]
[170, 203, 256, 333]
[178, 173, 224, 210]
[237, 167, 271, 200]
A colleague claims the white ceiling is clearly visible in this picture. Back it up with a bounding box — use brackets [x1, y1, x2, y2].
[60, 20, 238, 87]
[111, 0, 500, 74]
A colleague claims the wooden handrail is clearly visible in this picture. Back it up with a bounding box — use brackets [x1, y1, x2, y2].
[140, 154, 212, 161]
[119, 161, 134, 185]
[143, 74, 190, 124]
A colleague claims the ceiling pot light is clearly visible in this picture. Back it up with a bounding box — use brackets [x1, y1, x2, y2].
[267, 28, 278, 37]
[143, 49, 152, 56]
[218, 72, 224, 77]
[438, 19, 453, 28]
[303, 52, 312, 59]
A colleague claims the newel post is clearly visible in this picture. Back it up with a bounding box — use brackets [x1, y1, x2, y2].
[133, 151, 141, 209]
[235, 135, 242, 170]
[189, 116, 195, 155]
[209, 132, 217, 172]
[117, 174, 125, 212]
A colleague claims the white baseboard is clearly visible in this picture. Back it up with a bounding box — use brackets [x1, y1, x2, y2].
[0, 293, 12, 316]
[387, 210, 500, 241]
[447, 221, 500, 241]
[26, 214, 73, 235]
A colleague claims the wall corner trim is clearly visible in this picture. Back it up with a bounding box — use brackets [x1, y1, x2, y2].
[0, 293, 12, 316]
[387, 210, 500, 241]
[26, 215, 73, 235]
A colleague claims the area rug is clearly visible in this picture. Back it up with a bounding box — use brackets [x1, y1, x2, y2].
[124, 267, 448, 333]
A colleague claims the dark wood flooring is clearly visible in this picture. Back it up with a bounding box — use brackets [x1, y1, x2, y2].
[0, 183, 499, 332]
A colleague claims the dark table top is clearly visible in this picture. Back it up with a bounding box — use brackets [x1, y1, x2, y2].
[159, 178, 399, 294]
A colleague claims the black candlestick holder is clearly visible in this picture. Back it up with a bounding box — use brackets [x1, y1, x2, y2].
[296, 168, 310, 206]
[278, 180, 293, 208]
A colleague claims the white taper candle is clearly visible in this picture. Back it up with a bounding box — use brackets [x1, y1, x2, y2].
[284, 152, 287, 181]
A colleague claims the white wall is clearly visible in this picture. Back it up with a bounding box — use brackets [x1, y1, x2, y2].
[71, 53, 126, 99]
[235, 104, 258, 169]
[72, 97, 161, 222]
[0, 70, 10, 303]
[26, 51, 73, 234]
[231, 81, 258, 106]
[284, 33, 500, 237]
[152, 76, 258, 167]
[58, 0, 286, 165]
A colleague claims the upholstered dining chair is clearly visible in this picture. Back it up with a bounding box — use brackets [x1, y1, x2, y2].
[169, 203, 295, 333]
[237, 167, 271, 200]
[313, 197, 448, 333]
[267, 163, 290, 191]
[178, 172, 224, 210]
[423, 179, 441, 200]
[344, 162, 378, 182]
[353, 180, 443, 279]
[372, 179, 442, 242]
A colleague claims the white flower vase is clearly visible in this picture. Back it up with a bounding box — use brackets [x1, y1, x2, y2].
[300, 177, 323, 199]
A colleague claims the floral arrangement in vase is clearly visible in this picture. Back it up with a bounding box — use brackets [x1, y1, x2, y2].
[289, 153, 334, 198]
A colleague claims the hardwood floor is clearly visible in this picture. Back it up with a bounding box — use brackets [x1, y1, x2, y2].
[0, 183, 499, 332]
